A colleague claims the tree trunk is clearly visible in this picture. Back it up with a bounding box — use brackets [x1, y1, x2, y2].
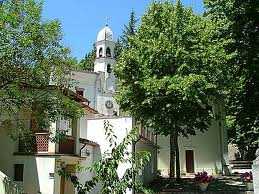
[175, 131, 181, 181]
[169, 134, 175, 178]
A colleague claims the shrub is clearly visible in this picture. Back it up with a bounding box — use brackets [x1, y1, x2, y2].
[195, 171, 213, 184]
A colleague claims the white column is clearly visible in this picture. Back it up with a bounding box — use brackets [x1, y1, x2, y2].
[72, 118, 80, 155]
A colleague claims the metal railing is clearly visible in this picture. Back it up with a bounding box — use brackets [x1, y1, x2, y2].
[18, 132, 49, 153]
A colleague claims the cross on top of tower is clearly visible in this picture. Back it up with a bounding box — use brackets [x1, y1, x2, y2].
[105, 17, 110, 27]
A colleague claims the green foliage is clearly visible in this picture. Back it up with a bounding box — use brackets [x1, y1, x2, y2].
[205, 0, 259, 160]
[0, 0, 83, 136]
[115, 10, 137, 59]
[78, 45, 96, 71]
[50, 129, 68, 143]
[58, 121, 153, 194]
[121, 10, 137, 49]
[115, 1, 232, 177]
[115, 0, 231, 141]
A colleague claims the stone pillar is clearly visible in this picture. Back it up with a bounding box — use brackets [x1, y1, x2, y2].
[253, 149, 259, 193]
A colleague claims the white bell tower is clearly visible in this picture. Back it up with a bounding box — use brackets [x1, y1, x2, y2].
[94, 25, 116, 92]
[94, 25, 119, 116]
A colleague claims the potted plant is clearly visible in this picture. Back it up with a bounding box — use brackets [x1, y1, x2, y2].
[195, 171, 213, 191]
[240, 172, 253, 190]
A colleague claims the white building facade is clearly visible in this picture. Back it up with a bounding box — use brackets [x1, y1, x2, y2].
[157, 100, 229, 177]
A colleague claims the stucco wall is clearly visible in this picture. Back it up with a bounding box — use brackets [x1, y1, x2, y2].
[77, 144, 99, 194]
[87, 117, 133, 154]
[80, 116, 88, 139]
[157, 119, 227, 176]
[36, 157, 56, 194]
[0, 112, 31, 178]
[71, 71, 100, 108]
[85, 117, 158, 192]
[87, 117, 133, 193]
[0, 155, 56, 194]
[19, 157, 55, 194]
[0, 131, 18, 178]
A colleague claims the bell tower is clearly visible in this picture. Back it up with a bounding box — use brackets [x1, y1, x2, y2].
[94, 25, 116, 92]
[94, 25, 119, 116]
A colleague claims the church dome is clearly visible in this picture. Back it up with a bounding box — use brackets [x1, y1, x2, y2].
[97, 25, 113, 42]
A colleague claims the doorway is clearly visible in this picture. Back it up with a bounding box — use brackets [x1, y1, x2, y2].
[185, 150, 194, 173]
[60, 165, 76, 194]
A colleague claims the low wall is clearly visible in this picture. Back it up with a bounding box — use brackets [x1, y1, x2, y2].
[0, 171, 24, 194]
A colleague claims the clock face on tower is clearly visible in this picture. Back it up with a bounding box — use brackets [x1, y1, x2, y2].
[105, 100, 113, 109]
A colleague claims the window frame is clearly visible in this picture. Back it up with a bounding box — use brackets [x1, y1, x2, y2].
[14, 164, 24, 182]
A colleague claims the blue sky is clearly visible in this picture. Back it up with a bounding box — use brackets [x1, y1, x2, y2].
[42, 0, 204, 60]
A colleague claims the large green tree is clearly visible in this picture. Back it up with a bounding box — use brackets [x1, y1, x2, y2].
[0, 0, 83, 137]
[205, 0, 259, 160]
[115, 1, 232, 178]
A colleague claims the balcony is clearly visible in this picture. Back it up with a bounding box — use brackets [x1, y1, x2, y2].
[58, 136, 75, 155]
[18, 132, 49, 153]
[18, 133, 76, 155]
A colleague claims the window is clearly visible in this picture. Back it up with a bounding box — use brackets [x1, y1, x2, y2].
[76, 90, 84, 97]
[59, 119, 73, 136]
[14, 164, 24, 181]
[99, 47, 103, 57]
[107, 64, 112, 73]
[106, 47, 111, 57]
[76, 87, 84, 97]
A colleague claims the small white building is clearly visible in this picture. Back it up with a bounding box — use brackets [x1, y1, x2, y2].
[0, 92, 99, 194]
[157, 103, 229, 177]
